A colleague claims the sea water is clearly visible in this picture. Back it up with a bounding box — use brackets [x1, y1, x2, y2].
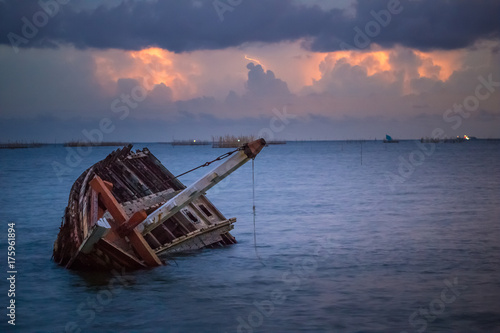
[0, 140, 499, 332]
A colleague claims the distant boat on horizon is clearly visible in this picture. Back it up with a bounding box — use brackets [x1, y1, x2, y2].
[383, 134, 399, 143]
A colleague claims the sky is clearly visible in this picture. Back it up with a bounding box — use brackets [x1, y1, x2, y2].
[0, 0, 499, 142]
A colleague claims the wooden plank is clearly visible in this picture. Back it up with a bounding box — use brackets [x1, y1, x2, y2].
[134, 158, 172, 192]
[103, 189, 178, 218]
[171, 215, 195, 234]
[123, 158, 162, 194]
[117, 159, 153, 196]
[90, 189, 99, 228]
[79, 220, 111, 254]
[159, 224, 177, 241]
[96, 239, 147, 270]
[144, 233, 162, 249]
[156, 220, 235, 256]
[89, 176, 162, 267]
[103, 180, 113, 191]
[138, 144, 263, 233]
[187, 202, 212, 227]
[105, 164, 138, 201]
[81, 195, 89, 239]
[116, 210, 148, 237]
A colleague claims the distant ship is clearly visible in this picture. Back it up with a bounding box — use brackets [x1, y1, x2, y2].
[420, 135, 472, 143]
[383, 134, 399, 143]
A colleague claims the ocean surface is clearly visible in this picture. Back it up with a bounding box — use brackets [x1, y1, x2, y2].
[0, 140, 499, 333]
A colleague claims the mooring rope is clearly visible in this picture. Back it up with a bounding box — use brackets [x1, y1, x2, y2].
[252, 158, 265, 266]
[133, 147, 243, 198]
[174, 147, 243, 179]
[135, 146, 266, 265]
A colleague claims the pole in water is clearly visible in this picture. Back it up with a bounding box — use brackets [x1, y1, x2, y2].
[360, 141, 363, 165]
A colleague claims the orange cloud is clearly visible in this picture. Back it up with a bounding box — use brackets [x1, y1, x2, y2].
[308, 46, 466, 97]
[93, 47, 196, 100]
[294, 52, 328, 87]
[91, 42, 469, 105]
[414, 49, 463, 81]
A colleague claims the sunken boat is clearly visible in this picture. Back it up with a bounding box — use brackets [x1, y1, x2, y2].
[53, 138, 266, 270]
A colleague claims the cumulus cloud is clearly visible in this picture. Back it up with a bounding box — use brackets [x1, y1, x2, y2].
[306, 55, 401, 98]
[1, 35, 499, 142]
[169, 62, 293, 119]
[296, 44, 500, 123]
[245, 63, 291, 99]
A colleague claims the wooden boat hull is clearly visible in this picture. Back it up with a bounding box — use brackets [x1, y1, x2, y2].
[53, 144, 244, 271]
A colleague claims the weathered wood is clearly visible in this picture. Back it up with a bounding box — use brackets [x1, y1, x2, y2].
[139, 139, 266, 234]
[159, 224, 177, 241]
[156, 218, 236, 256]
[79, 219, 111, 254]
[79, 167, 95, 239]
[54, 140, 265, 270]
[96, 239, 147, 270]
[90, 188, 99, 227]
[104, 189, 178, 218]
[144, 233, 162, 249]
[103, 180, 113, 191]
[89, 176, 162, 267]
[116, 210, 148, 237]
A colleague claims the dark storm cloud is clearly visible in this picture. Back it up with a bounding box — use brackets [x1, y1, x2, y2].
[1, 0, 499, 53]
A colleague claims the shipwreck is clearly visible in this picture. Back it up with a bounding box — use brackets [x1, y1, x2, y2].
[53, 138, 266, 270]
